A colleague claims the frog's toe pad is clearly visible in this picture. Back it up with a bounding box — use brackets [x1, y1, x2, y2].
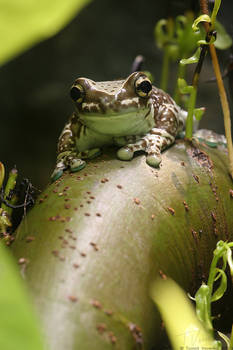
[51, 169, 64, 182]
[146, 154, 161, 168]
[70, 159, 86, 172]
[117, 147, 134, 161]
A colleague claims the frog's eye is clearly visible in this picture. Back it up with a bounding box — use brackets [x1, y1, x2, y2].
[135, 77, 152, 97]
[70, 84, 85, 103]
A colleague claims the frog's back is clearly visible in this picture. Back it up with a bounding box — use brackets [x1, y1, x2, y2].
[150, 85, 186, 136]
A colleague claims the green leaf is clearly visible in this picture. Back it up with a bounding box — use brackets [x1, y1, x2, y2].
[227, 247, 233, 276]
[195, 284, 213, 332]
[175, 15, 187, 33]
[194, 107, 205, 121]
[180, 47, 201, 66]
[0, 0, 92, 65]
[192, 14, 211, 32]
[211, 0, 221, 28]
[151, 279, 218, 350]
[217, 331, 230, 350]
[214, 20, 233, 50]
[167, 44, 180, 61]
[198, 35, 216, 46]
[0, 242, 45, 350]
[178, 78, 193, 94]
[154, 19, 169, 48]
[211, 268, 227, 302]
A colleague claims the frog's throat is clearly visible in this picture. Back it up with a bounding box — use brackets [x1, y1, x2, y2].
[78, 107, 155, 136]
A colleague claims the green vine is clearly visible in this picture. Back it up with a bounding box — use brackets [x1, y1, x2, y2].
[154, 12, 203, 96]
[192, 240, 233, 348]
[154, 2, 232, 144]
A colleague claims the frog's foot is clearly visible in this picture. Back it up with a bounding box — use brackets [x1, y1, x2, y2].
[51, 152, 86, 182]
[117, 128, 175, 168]
[146, 153, 162, 167]
[70, 158, 86, 172]
[117, 146, 134, 161]
[51, 162, 67, 182]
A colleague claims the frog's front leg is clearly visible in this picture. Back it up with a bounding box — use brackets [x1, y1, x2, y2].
[117, 128, 175, 167]
[51, 115, 101, 181]
[51, 121, 84, 181]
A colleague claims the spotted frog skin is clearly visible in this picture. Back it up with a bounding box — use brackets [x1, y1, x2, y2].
[51, 71, 187, 181]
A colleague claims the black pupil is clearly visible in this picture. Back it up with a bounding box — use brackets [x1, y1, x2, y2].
[138, 80, 152, 94]
[70, 86, 82, 101]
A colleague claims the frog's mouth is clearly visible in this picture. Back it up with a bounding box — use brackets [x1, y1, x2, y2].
[78, 107, 153, 136]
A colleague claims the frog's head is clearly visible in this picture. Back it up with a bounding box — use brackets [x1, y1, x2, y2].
[69, 72, 154, 136]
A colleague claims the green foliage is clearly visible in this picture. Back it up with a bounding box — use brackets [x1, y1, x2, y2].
[177, 0, 232, 139]
[218, 328, 233, 350]
[0, 0, 92, 65]
[0, 242, 45, 350]
[154, 0, 232, 140]
[155, 13, 203, 64]
[151, 279, 219, 350]
[195, 284, 213, 333]
[192, 14, 212, 33]
[180, 47, 201, 66]
[154, 13, 203, 91]
[151, 240, 233, 350]
[194, 240, 233, 339]
[214, 21, 233, 50]
[178, 78, 194, 94]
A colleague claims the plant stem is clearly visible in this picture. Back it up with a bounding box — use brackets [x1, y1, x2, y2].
[207, 254, 218, 296]
[199, 0, 233, 179]
[160, 17, 174, 92]
[199, 0, 209, 16]
[205, 246, 224, 333]
[209, 43, 233, 179]
[185, 43, 208, 139]
[160, 47, 170, 91]
[186, 87, 197, 139]
[173, 63, 186, 104]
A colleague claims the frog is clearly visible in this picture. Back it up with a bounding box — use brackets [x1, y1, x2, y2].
[51, 71, 188, 181]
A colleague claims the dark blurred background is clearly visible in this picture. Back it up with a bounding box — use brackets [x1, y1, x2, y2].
[1, 0, 233, 189]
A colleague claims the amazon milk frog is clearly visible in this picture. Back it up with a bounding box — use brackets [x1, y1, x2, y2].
[51, 72, 187, 181]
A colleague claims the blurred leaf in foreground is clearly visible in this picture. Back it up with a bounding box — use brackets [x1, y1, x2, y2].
[0, 0, 92, 65]
[0, 242, 46, 350]
[151, 278, 220, 350]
